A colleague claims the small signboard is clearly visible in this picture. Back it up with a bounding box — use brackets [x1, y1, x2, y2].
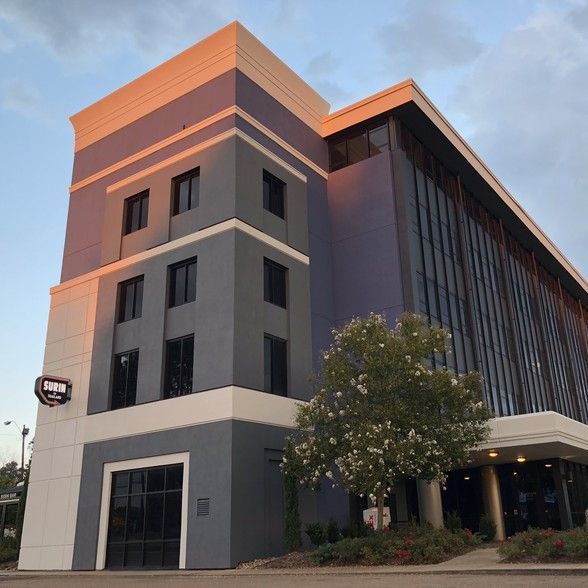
[34, 375, 71, 407]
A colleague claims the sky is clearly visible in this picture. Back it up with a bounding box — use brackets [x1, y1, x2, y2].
[0, 0, 587, 462]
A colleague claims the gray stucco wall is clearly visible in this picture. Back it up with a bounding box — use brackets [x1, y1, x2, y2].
[72, 421, 234, 570]
[73, 419, 330, 569]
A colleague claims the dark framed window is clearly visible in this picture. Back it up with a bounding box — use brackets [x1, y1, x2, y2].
[168, 258, 197, 308]
[264, 334, 287, 396]
[164, 335, 194, 399]
[117, 276, 144, 323]
[172, 167, 200, 216]
[263, 170, 285, 219]
[124, 190, 149, 235]
[328, 119, 390, 171]
[106, 463, 183, 569]
[264, 258, 287, 308]
[111, 350, 139, 410]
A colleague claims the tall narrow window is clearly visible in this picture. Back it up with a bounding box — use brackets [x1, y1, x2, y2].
[172, 167, 200, 215]
[168, 258, 197, 308]
[117, 276, 144, 323]
[164, 335, 194, 399]
[264, 334, 287, 396]
[124, 190, 149, 235]
[263, 170, 285, 219]
[111, 350, 139, 410]
[264, 258, 287, 308]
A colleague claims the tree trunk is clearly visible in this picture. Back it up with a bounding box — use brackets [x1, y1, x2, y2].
[376, 489, 385, 531]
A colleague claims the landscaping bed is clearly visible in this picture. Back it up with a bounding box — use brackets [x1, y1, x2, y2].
[499, 527, 588, 563]
[245, 524, 482, 568]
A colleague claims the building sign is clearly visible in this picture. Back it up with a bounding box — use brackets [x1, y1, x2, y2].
[34, 375, 71, 407]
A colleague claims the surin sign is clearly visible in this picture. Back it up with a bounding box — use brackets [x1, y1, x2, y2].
[34, 375, 72, 407]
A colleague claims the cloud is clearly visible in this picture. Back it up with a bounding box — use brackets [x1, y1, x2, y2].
[0, 0, 232, 65]
[448, 4, 588, 276]
[378, 0, 483, 81]
[1, 79, 51, 122]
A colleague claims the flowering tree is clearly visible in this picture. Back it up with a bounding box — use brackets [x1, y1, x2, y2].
[283, 313, 491, 531]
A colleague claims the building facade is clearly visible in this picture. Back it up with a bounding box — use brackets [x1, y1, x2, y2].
[20, 22, 588, 569]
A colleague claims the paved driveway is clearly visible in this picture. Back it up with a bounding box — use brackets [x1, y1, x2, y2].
[2, 571, 588, 587]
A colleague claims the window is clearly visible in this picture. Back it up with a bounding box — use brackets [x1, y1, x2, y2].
[117, 276, 144, 323]
[264, 334, 287, 396]
[263, 170, 285, 219]
[124, 190, 149, 235]
[172, 167, 200, 216]
[105, 464, 183, 569]
[168, 258, 197, 308]
[164, 335, 194, 399]
[264, 258, 287, 308]
[328, 120, 390, 171]
[111, 350, 139, 410]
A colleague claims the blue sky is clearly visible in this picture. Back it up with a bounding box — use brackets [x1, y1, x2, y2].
[0, 0, 587, 462]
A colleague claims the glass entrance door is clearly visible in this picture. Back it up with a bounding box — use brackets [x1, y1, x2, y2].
[106, 463, 183, 569]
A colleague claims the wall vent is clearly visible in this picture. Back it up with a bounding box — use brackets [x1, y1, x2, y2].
[196, 498, 210, 517]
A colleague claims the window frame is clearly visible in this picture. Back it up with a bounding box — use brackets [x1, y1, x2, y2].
[123, 190, 149, 235]
[263, 258, 287, 309]
[262, 170, 286, 219]
[171, 167, 200, 216]
[117, 275, 144, 323]
[110, 349, 139, 411]
[168, 257, 197, 308]
[264, 334, 287, 397]
[163, 334, 195, 399]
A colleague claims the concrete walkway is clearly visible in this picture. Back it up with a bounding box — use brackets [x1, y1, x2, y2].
[2, 546, 588, 582]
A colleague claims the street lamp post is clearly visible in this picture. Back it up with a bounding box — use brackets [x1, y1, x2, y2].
[3, 421, 30, 480]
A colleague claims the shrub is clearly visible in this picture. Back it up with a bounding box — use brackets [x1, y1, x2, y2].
[0, 537, 18, 564]
[326, 518, 341, 544]
[479, 514, 497, 542]
[341, 521, 373, 539]
[283, 473, 302, 552]
[498, 527, 588, 562]
[310, 523, 479, 566]
[305, 522, 327, 547]
[446, 510, 462, 533]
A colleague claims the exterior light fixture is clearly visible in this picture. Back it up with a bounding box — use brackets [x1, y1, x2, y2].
[488, 450, 499, 458]
[544, 463, 552, 468]
[513, 471, 518, 476]
[516, 456, 526, 463]
[463, 475, 471, 481]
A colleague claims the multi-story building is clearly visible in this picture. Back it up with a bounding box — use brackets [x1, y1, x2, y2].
[20, 22, 588, 570]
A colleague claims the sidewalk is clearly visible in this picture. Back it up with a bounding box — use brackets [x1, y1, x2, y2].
[2, 547, 588, 578]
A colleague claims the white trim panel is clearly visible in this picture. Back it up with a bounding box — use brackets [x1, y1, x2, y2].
[95, 452, 190, 570]
[51, 218, 309, 295]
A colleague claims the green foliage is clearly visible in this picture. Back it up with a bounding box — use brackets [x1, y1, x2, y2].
[283, 313, 491, 530]
[15, 465, 29, 548]
[305, 522, 327, 547]
[341, 521, 373, 539]
[0, 461, 20, 489]
[478, 513, 496, 542]
[311, 524, 480, 565]
[499, 527, 588, 562]
[283, 472, 302, 552]
[0, 537, 18, 564]
[326, 518, 341, 543]
[446, 510, 462, 533]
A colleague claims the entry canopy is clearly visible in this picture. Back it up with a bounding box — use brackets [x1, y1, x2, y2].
[471, 411, 588, 466]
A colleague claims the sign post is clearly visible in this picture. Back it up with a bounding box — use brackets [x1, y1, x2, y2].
[34, 375, 72, 407]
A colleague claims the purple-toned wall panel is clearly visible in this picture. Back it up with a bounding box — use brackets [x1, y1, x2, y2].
[234, 70, 328, 170]
[72, 70, 237, 183]
[329, 151, 404, 322]
[61, 116, 237, 281]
